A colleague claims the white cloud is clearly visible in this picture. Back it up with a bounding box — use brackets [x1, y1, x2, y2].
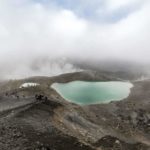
[105, 0, 140, 10]
[0, 0, 149, 79]
[52, 10, 87, 38]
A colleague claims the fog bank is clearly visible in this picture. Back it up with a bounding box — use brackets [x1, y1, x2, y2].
[0, 0, 150, 79]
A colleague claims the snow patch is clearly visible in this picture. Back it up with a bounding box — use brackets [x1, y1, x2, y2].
[20, 83, 40, 88]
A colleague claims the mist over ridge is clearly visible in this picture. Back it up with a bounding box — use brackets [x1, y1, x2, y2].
[0, 0, 150, 79]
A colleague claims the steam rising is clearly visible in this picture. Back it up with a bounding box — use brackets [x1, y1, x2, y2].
[0, 0, 150, 79]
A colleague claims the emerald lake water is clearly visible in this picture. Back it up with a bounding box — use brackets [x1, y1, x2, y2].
[51, 81, 133, 105]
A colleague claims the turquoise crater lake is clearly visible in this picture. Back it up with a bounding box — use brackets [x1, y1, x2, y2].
[51, 81, 133, 105]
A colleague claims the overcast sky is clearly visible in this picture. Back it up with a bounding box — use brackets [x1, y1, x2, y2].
[0, 0, 149, 79]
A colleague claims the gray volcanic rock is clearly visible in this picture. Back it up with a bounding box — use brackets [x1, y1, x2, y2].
[0, 71, 149, 150]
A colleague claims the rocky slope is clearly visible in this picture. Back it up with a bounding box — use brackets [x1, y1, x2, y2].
[0, 71, 149, 150]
